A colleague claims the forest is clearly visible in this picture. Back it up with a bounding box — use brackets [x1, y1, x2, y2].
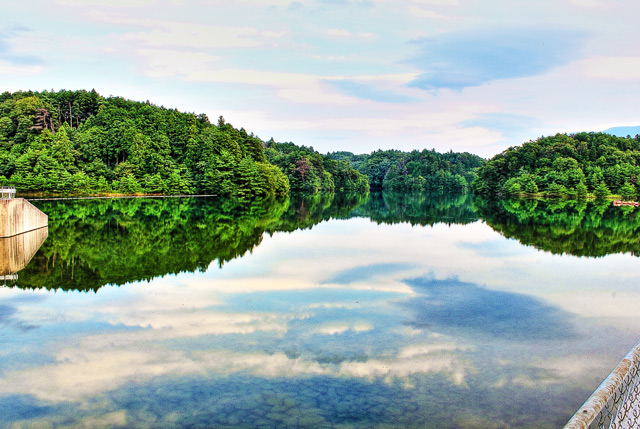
[0, 89, 367, 197]
[4, 89, 640, 201]
[473, 132, 640, 199]
[329, 149, 483, 193]
[265, 141, 369, 193]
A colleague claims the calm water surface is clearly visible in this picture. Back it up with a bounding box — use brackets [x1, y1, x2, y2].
[1, 193, 640, 428]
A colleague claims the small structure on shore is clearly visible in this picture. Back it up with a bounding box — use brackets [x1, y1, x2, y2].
[613, 200, 640, 207]
[0, 186, 16, 200]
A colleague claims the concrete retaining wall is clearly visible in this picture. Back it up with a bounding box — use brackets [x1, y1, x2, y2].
[0, 227, 49, 275]
[0, 198, 48, 238]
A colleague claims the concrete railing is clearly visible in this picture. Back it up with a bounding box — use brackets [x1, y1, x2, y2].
[0, 186, 16, 199]
[565, 342, 640, 428]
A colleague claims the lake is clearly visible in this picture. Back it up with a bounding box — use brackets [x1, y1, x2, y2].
[1, 193, 640, 428]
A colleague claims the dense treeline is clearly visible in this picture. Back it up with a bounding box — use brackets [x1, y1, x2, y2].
[265, 141, 369, 193]
[329, 149, 483, 193]
[0, 89, 293, 197]
[473, 132, 640, 199]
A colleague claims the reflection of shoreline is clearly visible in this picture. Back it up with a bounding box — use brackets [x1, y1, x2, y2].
[474, 197, 640, 257]
[0, 227, 48, 276]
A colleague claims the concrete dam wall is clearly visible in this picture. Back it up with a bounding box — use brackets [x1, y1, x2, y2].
[0, 198, 49, 238]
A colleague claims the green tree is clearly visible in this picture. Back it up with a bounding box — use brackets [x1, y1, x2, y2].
[594, 182, 610, 199]
[619, 182, 636, 200]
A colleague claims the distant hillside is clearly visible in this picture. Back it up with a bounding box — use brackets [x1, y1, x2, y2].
[602, 126, 640, 137]
[473, 132, 640, 198]
[265, 141, 369, 193]
[330, 149, 484, 193]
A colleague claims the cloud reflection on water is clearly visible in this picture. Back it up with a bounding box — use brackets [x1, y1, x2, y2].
[1, 210, 640, 427]
[403, 277, 577, 341]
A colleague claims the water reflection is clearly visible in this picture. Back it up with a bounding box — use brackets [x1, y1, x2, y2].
[15, 194, 367, 292]
[0, 194, 639, 427]
[354, 192, 478, 226]
[476, 197, 640, 257]
[0, 227, 48, 283]
[12, 194, 640, 294]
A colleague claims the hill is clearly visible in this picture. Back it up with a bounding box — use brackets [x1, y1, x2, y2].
[602, 126, 640, 137]
[0, 89, 294, 197]
[472, 132, 640, 198]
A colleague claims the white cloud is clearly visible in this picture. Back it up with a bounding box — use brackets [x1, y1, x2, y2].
[316, 322, 373, 335]
[358, 32, 377, 39]
[0, 63, 44, 76]
[136, 49, 221, 78]
[580, 56, 640, 81]
[410, 0, 460, 5]
[566, 0, 603, 8]
[325, 28, 351, 37]
[322, 29, 376, 39]
[121, 23, 263, 49]
[407, 6, 453, 19]
[53, 0, 157, 6]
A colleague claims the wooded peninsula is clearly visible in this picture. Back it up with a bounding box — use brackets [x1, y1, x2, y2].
[1, 89, 639, 199]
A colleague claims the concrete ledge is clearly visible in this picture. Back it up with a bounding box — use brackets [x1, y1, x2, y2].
[0, 199, 48, 238]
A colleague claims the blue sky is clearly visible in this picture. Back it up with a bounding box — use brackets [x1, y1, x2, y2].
[1, 0, 639, 157]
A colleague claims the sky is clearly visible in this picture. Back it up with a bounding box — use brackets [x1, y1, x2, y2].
[1, 0, 639, 157]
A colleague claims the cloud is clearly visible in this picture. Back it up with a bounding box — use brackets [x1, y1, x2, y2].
[407, 26, 587, 90]
[135, 49, 221, 79]
[323, 28, 377, 39]
[317, 0, 373, 5]
[322, 263, 416, 284]
[328, 80, 418, 103]
[120, 22, 264, 49]
[325, 28, 352, 37]
[460, 112, 536, 142]
[566, 0, 602, 8]
[0, 28, 44, 67]
[407, 6, 453, 20]
[54, 0, 156, 6]
[410, 0, 459, 5]
[461, 112, 535, 133]
[580, 56, 640, 80]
